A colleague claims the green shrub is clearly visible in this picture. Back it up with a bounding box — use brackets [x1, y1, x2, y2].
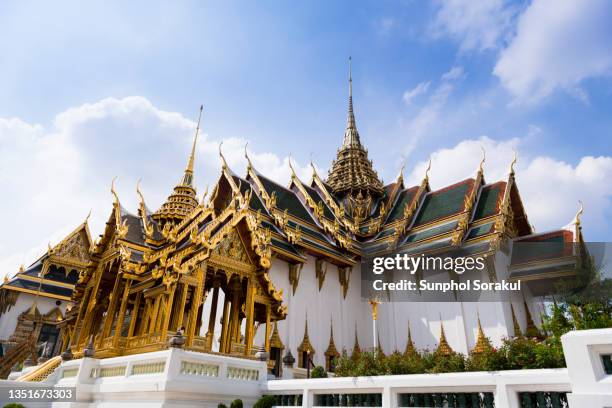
[310, 365, 327, 378]
[230, 399, 243, 408]
[4, 404, 26, 408]
[218, 404, 227, 408]
[253, 395, 276, 408]
[427, 351, 465, 374]
[465, 347, 507, 372]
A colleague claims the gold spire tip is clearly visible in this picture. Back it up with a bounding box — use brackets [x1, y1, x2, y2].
[111, 176, 119, 206]
[510, 150, 518, 175]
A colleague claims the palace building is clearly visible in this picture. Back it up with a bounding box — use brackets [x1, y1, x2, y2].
[0, 65, 585, 378]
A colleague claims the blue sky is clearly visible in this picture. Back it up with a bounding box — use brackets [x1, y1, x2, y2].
[1, 0, 611, 275]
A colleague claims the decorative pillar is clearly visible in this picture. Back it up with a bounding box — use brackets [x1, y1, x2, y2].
[207, 281, 220, 338]
[186, 263, 206, 346]
[161, 283, 177, 342]
[113, 279, 132, 347]
[127, 292, 141, 337]
[149, 295, 162, 334]
[244, 278, 255, 356]
[101, 273, 122, 340]
[228, 278, 242, 351]
[175, 282, 189, 331]
[369, 298, 380, 353]
[264, 304, 272, 352]
[219, 296, 231, 353]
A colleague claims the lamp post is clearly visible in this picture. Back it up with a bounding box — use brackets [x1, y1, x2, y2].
[368, 298, 380, 355]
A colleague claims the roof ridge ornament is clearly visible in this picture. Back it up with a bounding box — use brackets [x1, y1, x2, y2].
[244, 142, 254, 171]
[425, 158, 432, 182]
[478, 146, 486, 174]
[111, 177, 120, 207]
[219, 142, 228, 169]
[509, 150, 517, 176]
[288, 153, 298, 180]
[574, 200, 584, 225]
[181, 105, 203, 187]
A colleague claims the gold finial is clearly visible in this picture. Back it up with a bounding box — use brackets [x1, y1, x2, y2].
[397, 158, 406, 182]
[186, 105, 203, 174]
[288, 153, 297, 180]
[479, 146, 486, 173]
[19, 264, 25, 273]
[200, 184, 209, 205]
[84, 208, 92, 224]
[111, 176, 119, 206]
[510, 150, 517, 175]
[244, 142, 254, 171]
[3, 274, 8, 283]
[219, 142, 228, 169]
[574, 200, 584, 226]
[473, 311, 491, 354]
[424, 158, 432, 181]
[436, 317, 453, 356]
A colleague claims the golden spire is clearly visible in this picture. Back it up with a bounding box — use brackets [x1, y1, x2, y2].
[574, 200, 584, 226]
[472, 313, 491, 354]
[436, 317, 453, 356]
[181, 105, 203, 187]
[404, 322, 417, 357]
[152, 106, 203, 224]
[352, 323, 361, 357]
[511, 304, 523, 337]
[326, 58, 383, 197]
[325, 318, 339, 359]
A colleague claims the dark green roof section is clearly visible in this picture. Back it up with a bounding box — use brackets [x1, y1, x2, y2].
[386, 187, 418, 223]
[301, 237, 348, 258]
[271, 238, 303, 258]
[302, 184, 335, 219]
[375, 228, 396, 240]
[404, 221, 458, 244]
[7, 278, 73, 297]
[473, 182, 504, 220]
[466, 222, 495, 240]
[413, 180, 472, 227]
[258, 175, 315, 222]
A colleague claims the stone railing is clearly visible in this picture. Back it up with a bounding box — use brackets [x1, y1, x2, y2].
[264, 329, 612, 408]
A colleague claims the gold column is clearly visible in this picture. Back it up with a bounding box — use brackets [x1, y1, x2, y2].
[264, 304, 271, 352]
[112, 279, 132, 347]
[148, 295, 161, 334]
[161, 283, 177, 341]
[219, 296, 230, 353]
[101, 273, 123, 340]
[244, 278, 255, 356]
[71, 287, 91, 346]
[207, 281, 220, 337]
[175, 283, 189, 331]
[127, 292, 141, 337]
[186, 263, 206, 346]
[77, 262, 106, 346]
[228, 279, 242, 351]
[140, 298, 152, 335]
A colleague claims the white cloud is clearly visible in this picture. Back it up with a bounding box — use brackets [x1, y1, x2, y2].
[407, 136, 612, 237]
[430, 0, 514, 52]
[494, 0, 612, 104]
[402, 67, 465, 154]
[403, 81, 431, 104]
[0, 97, 308, 279]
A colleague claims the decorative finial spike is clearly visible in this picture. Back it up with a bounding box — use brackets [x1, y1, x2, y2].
[288, 153, 297, 179]
[574, 200, 584, 225]
[85, 208, 92, 223]
[510, 150, 518, 175]
[219, 142, 228, 169]
[479, 147, 486, 173]
[111, 177, 119, 206]
[425, 158, 432, 181]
